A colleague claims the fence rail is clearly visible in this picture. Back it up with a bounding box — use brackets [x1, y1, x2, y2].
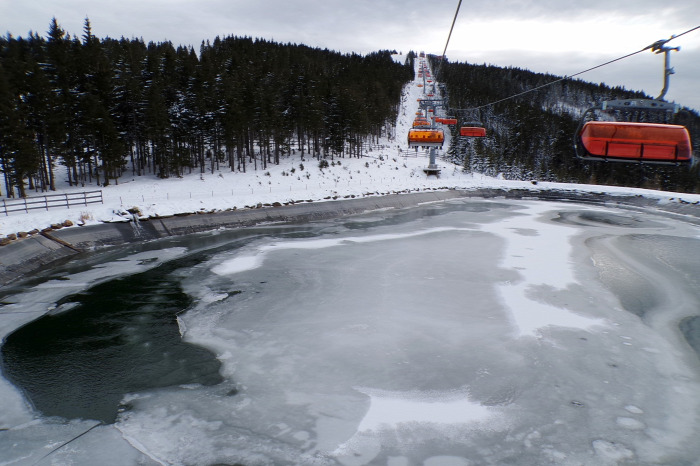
[2, 190, 103, 216]
[398, 148, 430, 158]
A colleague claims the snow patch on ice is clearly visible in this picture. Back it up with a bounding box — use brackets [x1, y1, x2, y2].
[212, 254, 264, 275]
[423, 456, 471, 466]
[212, 227, 472, 275]
[616, 417, 646, 430]
[592, 439, 635, 462]
[481, 202, 605, 337]
[333, 387, 497, 465]
[198, 290, 229, 304]
[352, 387, 493, 432]
[625, 405, 644, 414]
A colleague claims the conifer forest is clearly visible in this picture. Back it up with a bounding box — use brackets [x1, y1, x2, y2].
[0, 19, 411, 197]
[1, 18, 699, 198]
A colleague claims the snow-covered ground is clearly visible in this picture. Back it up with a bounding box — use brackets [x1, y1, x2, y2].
[2, 55, 699, 239]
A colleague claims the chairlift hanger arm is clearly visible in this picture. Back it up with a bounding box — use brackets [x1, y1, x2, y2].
[641, 35, 681, 100]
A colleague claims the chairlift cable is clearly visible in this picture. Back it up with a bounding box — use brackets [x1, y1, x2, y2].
[662, 24, 700, 41]
[436, 0, 462, 80]
[33, 422, 104, 464]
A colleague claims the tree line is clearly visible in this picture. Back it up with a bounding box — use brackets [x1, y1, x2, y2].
[435, 58, 700, 193]
[0, 18, 413, 197]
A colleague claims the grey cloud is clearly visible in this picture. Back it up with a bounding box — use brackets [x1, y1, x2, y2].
[450, 0, 695, 23]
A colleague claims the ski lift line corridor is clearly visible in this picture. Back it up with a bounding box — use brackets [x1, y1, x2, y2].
[407, 56, 446, 175]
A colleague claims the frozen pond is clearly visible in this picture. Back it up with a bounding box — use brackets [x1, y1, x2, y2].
[2, 198, 700, 465]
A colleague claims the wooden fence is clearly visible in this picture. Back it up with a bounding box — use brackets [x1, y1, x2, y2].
[2, 190, 103, 216]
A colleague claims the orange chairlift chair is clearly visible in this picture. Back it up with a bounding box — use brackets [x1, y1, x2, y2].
[456, 108, 487, 138]
[575, 99, 692, 164]
[460, 126, 487, 137]
[408, 129, 445, 148]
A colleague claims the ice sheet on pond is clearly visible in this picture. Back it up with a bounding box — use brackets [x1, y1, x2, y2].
[3, 199, 700, 465]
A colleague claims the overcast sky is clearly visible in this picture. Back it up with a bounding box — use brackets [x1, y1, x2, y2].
[2, 0, 699, 111]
